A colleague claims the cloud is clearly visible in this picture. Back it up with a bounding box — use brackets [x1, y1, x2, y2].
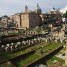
[0, 0, 67, 16]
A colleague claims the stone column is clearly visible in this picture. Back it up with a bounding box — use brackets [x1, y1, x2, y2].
[65, 41, 67, 66]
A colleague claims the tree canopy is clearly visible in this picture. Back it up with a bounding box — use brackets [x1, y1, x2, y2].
[63, 11, 67, 18]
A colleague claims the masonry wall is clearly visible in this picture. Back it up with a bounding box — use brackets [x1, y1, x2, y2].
[21, 13, 29, 29]
[29, 13, 40, 28]
[21, 12, 41, 29]
[10, 12, 42, 29]
[12, 14, 21, 28]
[65, 45, 67, 66]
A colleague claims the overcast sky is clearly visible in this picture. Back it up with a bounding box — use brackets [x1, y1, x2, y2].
[0, 0, 67, 16]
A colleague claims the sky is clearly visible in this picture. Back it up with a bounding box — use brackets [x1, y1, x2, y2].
[0, 0, 67, 16]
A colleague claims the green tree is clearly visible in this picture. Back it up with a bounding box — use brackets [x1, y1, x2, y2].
[63, 11, 67, 18]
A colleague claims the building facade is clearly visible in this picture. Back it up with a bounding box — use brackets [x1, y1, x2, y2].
[21, 12, 41, 29]
[10, 3, 42, 29]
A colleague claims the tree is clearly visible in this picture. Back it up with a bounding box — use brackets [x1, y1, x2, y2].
[63, 11, 67, 18]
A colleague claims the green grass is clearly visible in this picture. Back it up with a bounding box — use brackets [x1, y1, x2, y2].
[0, 46, 32, 63]
[18, 53, 41, 67]
[47, 56, 65, 65]
[16, 42, 62, 67]
[0, 42, 46, 63]
[0, 42, 63, 67]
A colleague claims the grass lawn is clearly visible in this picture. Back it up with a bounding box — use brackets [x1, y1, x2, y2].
[47, 56, 65, 66]
[0, 42, 46, 63]
[16, 42, 62, 67]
